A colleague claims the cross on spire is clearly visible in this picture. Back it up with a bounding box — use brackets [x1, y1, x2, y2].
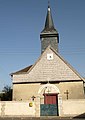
[44, 1, 55, 31]
[64, 90, 69, 100]
[48, 0, 50, 8]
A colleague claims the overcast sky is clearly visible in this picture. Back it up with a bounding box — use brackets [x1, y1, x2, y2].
[0, 0, 85, 91]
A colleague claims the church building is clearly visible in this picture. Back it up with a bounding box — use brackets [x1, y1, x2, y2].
[11, 4, 84, 116]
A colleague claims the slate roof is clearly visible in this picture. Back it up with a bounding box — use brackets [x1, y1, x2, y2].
[83, 78, 85, 82]
[11, 65, 32, 75]
[41, 4, 58, 34]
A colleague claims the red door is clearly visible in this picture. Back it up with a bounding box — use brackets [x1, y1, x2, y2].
[44, 94, 58, 104]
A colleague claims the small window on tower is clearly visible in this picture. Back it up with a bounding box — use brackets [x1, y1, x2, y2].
[47, 53, 53, 60]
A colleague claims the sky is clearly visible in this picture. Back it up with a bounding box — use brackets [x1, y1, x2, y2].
[0, 0, 85, 91]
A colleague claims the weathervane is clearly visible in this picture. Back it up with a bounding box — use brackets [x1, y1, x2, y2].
[48, 0, 50, 7]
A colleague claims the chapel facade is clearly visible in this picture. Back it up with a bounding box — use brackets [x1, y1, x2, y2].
[11, 3, 84, 116]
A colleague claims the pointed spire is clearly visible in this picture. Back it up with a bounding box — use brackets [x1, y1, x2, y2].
[40, 2, 59, 54]
[41, 1, 58, 33]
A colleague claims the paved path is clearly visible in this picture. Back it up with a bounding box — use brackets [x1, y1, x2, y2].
[0, 117, 84, 120]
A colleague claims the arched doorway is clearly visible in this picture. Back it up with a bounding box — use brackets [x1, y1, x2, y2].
[38, 83, 60, 116]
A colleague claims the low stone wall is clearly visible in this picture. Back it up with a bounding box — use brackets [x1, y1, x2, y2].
[0, 99, 85, 117]
[0, 101, 36, 117]
[62, 99, 85, 116]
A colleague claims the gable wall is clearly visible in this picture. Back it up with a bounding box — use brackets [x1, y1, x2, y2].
[34, 48, 81, 81]
[13, 48, 81, 83]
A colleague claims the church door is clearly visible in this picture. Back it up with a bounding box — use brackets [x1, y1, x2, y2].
[40, 93, 58, 116]
[44, 93, 57, 104]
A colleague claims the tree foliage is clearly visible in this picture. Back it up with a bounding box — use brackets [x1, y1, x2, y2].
[0, 85, 12, 101]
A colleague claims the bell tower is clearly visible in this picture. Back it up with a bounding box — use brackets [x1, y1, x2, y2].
[40, 3, 59, 54]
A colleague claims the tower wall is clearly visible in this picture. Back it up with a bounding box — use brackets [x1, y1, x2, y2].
[41, 36, 58, 53]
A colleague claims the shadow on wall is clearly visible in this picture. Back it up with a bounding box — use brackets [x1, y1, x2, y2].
[73, 113, 85, 119]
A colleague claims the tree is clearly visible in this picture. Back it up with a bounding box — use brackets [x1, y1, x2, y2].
[1, 85, 12, 101]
